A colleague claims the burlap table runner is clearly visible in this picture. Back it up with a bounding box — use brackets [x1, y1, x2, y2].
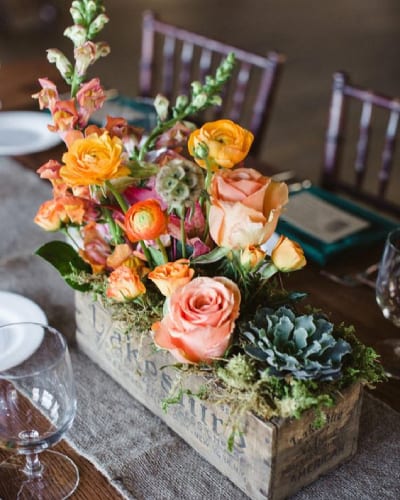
[1, 157, 399, 499]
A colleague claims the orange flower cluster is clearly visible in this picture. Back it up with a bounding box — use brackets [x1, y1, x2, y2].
[35, 114, 307, 364]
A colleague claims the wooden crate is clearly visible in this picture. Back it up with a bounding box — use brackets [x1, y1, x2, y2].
[75, 292, 363, 500]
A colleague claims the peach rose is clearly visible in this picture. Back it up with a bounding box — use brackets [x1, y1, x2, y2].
[152, 276, 241, 364]
[106, 266, 146, 302]
[271, 236, 307, 272]
[148, 259, 194, 297]
[124, 199, 168, 243]
[209, 168, 288, 249]
[188, 119, 254, 169]
[60, 131, 129, 186]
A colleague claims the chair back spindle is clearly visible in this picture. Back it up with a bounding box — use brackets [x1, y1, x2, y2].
[322, 71, 400, 217]
[139, 10, 285, 157]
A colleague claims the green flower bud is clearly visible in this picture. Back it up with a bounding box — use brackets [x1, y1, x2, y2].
[70, 6, 84, 25]
[193, 142, 209, 159]
[154, 94, 170, 121]
[46, 49, 73, 80]
[191, 81, 202, 95]
[175, 94, 189, 111]
[86, 1, 98, 16]
[64, 25, 87, 47]
[208, 95, 222, 107]
[88, 13, 109, 38]
[192, 92, 208, 109]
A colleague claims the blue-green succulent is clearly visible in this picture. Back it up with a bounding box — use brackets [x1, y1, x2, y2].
[242, 306, 352, 381]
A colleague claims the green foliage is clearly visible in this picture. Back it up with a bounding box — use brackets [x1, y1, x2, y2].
[35, 241, 92, 291]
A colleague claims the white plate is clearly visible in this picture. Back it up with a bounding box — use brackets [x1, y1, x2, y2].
[0, 291, 48, 371]
[0, 111, 61, 155]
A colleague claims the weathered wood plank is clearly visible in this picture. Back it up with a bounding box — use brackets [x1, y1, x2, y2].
[75, 292, 363, 500]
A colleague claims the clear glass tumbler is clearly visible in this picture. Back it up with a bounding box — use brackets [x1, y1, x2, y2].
[376, 227, 400, 377]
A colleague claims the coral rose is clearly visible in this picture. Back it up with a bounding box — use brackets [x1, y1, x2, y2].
[106, 266, 146, 302]
[271, 236, 307, 272]
[60, 131, 129, 186]
[188, 119, 254, 169]
[152, 276, 241, 364]
[209, 168, 288, 249]
[124, 199, 168, 242]
[148, 259, 194, 297]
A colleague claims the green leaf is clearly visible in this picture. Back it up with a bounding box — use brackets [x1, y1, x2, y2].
[192, 246, 230, 264]
[35, 241, 92, 291]
[147, 246, 165, 267]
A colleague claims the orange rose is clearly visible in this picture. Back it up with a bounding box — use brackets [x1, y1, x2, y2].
[60, 131, 129, 186]
[148, 259, 194, 297]
[271, 236, 307, 272]
[188, 119, 254, 169]
[209, 168, 288, 249]
[124, 199, 168, 243]
[106, 266, 146, 302]
[152, 276, 241, 364]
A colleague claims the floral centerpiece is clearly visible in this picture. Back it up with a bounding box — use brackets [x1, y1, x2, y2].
[33, 0, 384, 446]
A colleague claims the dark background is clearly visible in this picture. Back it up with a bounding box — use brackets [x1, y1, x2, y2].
[1, 0, 399, 184]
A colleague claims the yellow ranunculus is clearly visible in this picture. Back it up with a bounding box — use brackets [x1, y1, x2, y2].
[271, 236, 307, 272]
[188, 119, 254, 170]
[60, 131, 129, 186]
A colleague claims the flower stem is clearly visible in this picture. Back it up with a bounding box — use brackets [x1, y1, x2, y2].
[102, 207, 122, 245]
[139, 240, 153, 265]
[180, 216, 187, 258]
[156, 237, 169, 263]
[105, 180, 129, 213]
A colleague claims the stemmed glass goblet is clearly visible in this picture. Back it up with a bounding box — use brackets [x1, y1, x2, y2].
[375, 227, 400, 378]
[0, 322, 79, 499]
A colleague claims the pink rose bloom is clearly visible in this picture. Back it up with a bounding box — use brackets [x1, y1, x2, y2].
[152, 276, 241, 364]
[209, 168, 289, 249]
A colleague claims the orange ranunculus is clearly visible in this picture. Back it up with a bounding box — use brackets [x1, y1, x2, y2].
[106, 265, 146, 302]
[152, 276, 241, 364]
[34, 199, 68, 231]
[148, 259, 194, 297]
[188, 119, 254, 170]
[271, 236, 307, 272]
[240, 245, 266, 271]
[60, 131, 129, 187]
[209, 168, 288, 249]
[124, 199, 168, 243]
[79, 221, 111, 273]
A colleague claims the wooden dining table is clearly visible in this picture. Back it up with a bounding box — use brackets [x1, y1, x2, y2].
[1, 59, 399, 499]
